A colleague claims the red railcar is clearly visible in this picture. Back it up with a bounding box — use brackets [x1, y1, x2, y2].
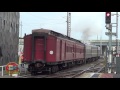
[23, 29, 85, 75]
[24, 35, 32, 62]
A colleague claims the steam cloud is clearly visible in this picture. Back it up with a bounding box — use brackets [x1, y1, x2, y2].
[72, 12, 103, 43]
[81, 27, 92, 42]
[72, 12, 104, 42]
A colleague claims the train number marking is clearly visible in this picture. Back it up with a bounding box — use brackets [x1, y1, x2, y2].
[50, 50, 53, 55]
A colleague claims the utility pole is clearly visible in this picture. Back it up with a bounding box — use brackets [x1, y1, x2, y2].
[108, 24, 112, 73]
[105, 24, 113, 73]
[116, 12, 119, 56]
[100, 35, 102, 55]
[67, 12, 71, 37]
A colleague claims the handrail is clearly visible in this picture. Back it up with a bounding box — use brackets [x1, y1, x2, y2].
[0, 65, 7, 76]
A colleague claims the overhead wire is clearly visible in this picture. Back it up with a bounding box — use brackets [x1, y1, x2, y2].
[24, 12, 66, 21]
[20, 12, 67, 37]
[20, 12, 66, 26]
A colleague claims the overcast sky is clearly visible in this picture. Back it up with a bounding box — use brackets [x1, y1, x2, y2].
[20, 12, 119, 41]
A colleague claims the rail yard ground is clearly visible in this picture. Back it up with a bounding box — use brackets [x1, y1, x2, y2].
[2, 57, 118, 78]
[0, 57, 105, 78]
[17, 57, 106, 78]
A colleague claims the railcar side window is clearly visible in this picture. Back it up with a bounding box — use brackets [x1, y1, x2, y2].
[66, 46, 68, 52]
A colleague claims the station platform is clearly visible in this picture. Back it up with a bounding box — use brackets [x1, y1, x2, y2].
[78, 73, 120, 78]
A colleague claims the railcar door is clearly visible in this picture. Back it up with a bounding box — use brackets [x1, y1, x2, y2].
[32, 33, 47, 62]
[60, 40, 62, 60]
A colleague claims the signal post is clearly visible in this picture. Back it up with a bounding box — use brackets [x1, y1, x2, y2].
[105, 12, 115, 73]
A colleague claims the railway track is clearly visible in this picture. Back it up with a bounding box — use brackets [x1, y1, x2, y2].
[18, 59, 105, 78]
[70, 62, 105, 78]
[44, 60, 105, 78]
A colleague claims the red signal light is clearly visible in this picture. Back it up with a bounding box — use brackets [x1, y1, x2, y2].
[106, 13, 110, 17]
[105, 12, 111, 24]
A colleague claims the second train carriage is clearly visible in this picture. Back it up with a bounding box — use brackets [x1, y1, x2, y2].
[84, 44, 100, 63]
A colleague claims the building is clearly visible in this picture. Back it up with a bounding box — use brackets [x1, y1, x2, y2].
[0, 12, 20, 65]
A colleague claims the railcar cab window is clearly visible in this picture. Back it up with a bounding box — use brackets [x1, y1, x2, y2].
[80, 48, 81, 53]
[66, 46, 73, 53]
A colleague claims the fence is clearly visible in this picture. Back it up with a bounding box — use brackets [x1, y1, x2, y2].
[0, 65, 7, 76]
[0, 63, 29, 77]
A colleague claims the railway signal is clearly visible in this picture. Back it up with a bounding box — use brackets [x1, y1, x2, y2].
[105, 12, 111, 24]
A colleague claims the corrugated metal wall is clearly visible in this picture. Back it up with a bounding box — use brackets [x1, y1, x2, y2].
[0, 12, 20, 65]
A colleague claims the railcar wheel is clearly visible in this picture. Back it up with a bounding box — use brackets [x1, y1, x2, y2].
[31, 71, 37, 76]
[59, 66, 63, 71]
[69, 63, 72, 68]
[67, 63, 70, 69]
[51, 66, 56, 73]
[47, 67, 52, 75]
[81, 61, 83, 65]
[55, 65, 59, 72]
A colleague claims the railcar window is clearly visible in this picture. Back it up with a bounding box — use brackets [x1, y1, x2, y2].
[68, 47, 70, 52]
[80, 49, 81, 53]
[68, 47, 69, 52]
[70, 47, 71, 52]
[72, 47, 73, 52]
[66, 46, 67, 52]
[66, 46, 68, 52]
[69, 47, 70, 52]
[67, 46, 69, 52]
[74, 47, 75, 52]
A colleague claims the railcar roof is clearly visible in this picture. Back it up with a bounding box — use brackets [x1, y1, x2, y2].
[32, 29, 84, 44]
